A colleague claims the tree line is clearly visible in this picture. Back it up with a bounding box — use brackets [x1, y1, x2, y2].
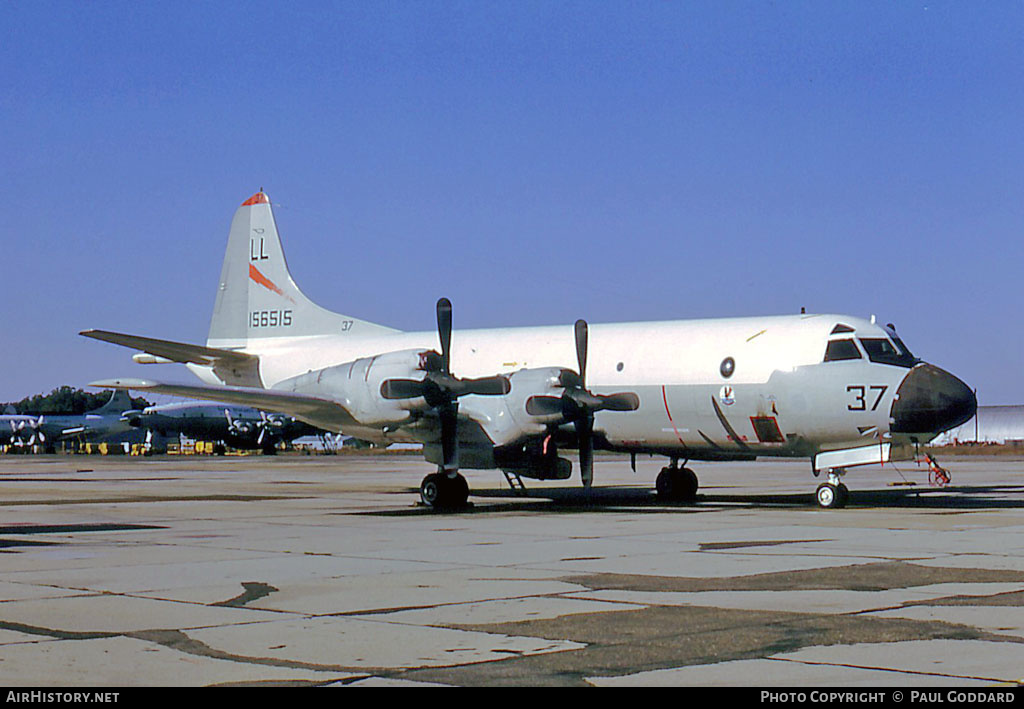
[2, 386, 151, 415]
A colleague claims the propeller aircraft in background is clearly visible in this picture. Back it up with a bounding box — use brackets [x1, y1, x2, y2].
[84, 191, 976, 509]
[1, 407, 49, 449]
[1, 390, 136, 451]
[124, 401, 321, 454]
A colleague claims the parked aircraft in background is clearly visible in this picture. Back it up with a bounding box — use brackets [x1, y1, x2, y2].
[85, 191, 976, 509]
[2, 390, 137, 451]
[1, 406, 48, 449]
[125, 401, 320, 453]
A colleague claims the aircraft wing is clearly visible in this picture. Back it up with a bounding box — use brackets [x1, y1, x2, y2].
[80, 330, 261, 386]
[90, 378, 356, 433]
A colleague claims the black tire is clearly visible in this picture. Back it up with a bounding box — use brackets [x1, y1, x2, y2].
[656, 468, 676, 499]
[816, 482, 847, 509]
[420, 473, 469, 509]
[656, 467, 698, 502]
[451, 474, 469, 507]
[679, 467, 699, 501]
[420, 473, 446, 507]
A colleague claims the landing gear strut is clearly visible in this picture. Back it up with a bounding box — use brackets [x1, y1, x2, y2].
[420, 471, 470, 509]
[815, 468, 849, 509]
[656, 459, 699, 502]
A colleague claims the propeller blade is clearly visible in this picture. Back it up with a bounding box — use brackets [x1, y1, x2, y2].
[437, 297, 453, 375]
[458, 376, 511, 397]
[439, 402, 458, 473]
[257, 427, 265, 446]
[598, 392, 641, 412]
[575, 414, 594, 488]
[574, 319, 588, 387]
[526, 395, 565, 417]
[380, 378, 429, 400]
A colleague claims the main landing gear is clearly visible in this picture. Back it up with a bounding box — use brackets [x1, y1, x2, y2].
[420, 471, 470, 510]
[656, 459, 699, 502]
[815, 468, 849, 509]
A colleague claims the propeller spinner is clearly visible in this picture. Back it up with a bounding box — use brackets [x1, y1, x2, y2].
[525, 320, 639, 487]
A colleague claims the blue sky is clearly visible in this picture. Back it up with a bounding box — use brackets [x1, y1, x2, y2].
[2, 1, 1022, 404]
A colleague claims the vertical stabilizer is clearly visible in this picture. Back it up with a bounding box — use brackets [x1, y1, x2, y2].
[207, 191, 397, 347]
[94, 389, 133, 414]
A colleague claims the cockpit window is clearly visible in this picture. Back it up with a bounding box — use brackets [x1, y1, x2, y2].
[830, 324, 855, 334]
[824, 339, 862, 362]
[892, 336, 916, 362]
[858, 338, 918, 368]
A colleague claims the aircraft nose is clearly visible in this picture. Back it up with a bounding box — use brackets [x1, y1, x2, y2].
[890, 363, 976, 436]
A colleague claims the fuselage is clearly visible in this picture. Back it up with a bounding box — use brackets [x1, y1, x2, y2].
[200, 311, 974, 465]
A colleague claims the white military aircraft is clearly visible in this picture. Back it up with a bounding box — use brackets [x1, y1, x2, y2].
[85, 191, 976, 509]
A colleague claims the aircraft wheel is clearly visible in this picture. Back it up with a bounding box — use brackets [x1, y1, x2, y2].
[679, 467, 699, 500]
[656, 467, 698, 502]
[815, 482, 847, 509]
[452, 473, 470, 505]
[656, 468, 675, 498]
[420, 472, 469, 509]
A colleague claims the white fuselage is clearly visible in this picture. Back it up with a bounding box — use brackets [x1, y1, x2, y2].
[200, 312, 913, 462]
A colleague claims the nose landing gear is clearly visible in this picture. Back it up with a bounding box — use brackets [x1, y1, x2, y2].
[815, 468, 849, 509]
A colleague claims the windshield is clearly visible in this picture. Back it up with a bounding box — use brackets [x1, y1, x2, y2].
[824, 339, 862, 362]
[858, 337, 919, 368]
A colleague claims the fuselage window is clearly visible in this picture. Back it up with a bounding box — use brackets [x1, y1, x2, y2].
[830, 324, 855, 334]
[824, 339, 862, 362]
[858, 338, 918, 368]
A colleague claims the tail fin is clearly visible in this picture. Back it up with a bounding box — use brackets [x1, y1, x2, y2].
[94, 389, 133, 414]
[207, 191, 397, 348]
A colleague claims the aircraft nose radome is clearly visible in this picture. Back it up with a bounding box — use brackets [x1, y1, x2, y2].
[890, 363, 977, 436]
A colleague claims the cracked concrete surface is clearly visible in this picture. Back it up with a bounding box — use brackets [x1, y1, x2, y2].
[0, 454, 1022, 686]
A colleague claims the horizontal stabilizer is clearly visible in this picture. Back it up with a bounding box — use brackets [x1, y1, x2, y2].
[89, 378, 354, 433]
[80, 330, 261, 387]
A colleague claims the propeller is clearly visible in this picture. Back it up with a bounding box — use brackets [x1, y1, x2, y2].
[381, 298, 511, 474]
[224, 409, 253, 436]
[255, 411, 287, 446]
[29, 416, 46, 447]
[525, 319, 639, 487]
[10, 417, 46, 448]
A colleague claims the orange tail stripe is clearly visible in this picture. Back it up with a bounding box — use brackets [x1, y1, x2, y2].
[249, 263, 287, 298]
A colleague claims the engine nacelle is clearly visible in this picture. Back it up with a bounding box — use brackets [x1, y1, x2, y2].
[455, 366, 566, 449]
[274, 349, 436, 427]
